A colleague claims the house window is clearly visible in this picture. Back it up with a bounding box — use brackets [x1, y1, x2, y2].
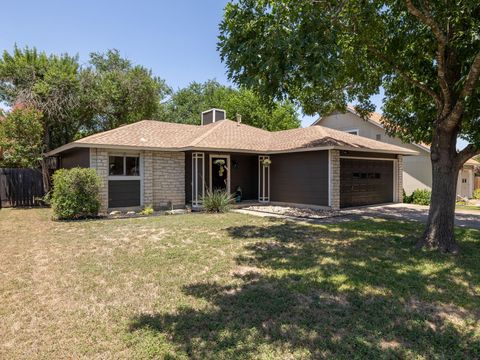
[376, 134, 382, 141]
[462, 178, 467, 184]
[345, 129, 359, 135]
[109, 156, 140, 176]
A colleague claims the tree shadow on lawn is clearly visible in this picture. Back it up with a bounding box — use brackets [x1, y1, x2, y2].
[129, 219, 480, 359]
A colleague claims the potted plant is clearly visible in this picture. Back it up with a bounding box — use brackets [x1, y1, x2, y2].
[214, 159, 227, 176]
[261, 158, 272, 167]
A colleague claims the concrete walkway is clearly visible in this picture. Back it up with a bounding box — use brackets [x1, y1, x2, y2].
[234, 203, 480, 229]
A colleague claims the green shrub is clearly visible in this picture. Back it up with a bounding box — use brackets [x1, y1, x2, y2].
[474, 188, 480, 200]
[51, 168, 101, 220]
[140, 205, 154, 216]
[410, 189, 431, 205]
[402, 189, 412, 203]
[202, 190, 234, 213]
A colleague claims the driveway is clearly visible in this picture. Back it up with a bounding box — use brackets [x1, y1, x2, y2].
[235, 203, 480, 229]
[349, 203, 480, 229]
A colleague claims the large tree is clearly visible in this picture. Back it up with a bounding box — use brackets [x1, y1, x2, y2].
[157, 79, 300, 130]
[219, 0, 480, 253]
[0, 47, 169, 189]
[0, 107, 44, 168]
[86, 49, 170, 132]
[0, 46, 84, 189]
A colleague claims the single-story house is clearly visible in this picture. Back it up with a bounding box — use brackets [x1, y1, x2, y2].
[46, 109, 417, 212]
[313, 106, 480, 198]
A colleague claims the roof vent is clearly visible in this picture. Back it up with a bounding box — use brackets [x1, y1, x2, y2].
[236, 113, 242, 126]
[201, 108, 226, 125]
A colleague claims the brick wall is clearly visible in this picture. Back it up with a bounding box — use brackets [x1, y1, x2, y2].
[145, 151, 185, 209]
[90, 148, 185, 212]
[330, 150, 340, 209]
[397, 155, 404, 203]
[89, 148, 109, 213]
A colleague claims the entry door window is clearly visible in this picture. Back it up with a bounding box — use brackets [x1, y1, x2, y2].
[210, 157, 229, 192]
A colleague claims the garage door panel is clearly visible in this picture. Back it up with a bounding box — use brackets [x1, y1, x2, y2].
[340, 159, 394, 208]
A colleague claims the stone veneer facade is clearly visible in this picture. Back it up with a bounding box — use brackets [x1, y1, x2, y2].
[89, 147, 401, 213]
[329, 150, 341, 209]
[397, 155, 404, 203]
[90, 148, 185, 212]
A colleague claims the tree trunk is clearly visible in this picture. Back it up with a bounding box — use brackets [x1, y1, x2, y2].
[40, 158, 51, 194]
[417, 129, 460, 253]
[41, 124, 52, 193]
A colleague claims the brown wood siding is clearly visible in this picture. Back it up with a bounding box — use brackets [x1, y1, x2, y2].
[108, 180, 141, 208]
[270, 151, 329, 206]
[185, 151, 258, 203]
[340, 158, 393, 208]
[202, 110, 214, 125]
[60, 148, 90, 169]
[340, 150, 397, 159]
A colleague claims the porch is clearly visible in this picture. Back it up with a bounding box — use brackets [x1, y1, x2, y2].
[185, 151, 270, 207]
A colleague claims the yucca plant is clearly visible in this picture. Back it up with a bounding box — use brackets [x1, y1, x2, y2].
[202, 189, 234, 213]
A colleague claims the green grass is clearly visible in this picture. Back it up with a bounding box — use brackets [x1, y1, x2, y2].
[0, 208, 479, 359]
[456, 203, 480, 212]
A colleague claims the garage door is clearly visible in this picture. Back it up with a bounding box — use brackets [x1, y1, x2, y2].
[340, 158, 394, 208]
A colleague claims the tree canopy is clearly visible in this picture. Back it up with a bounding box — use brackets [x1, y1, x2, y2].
[157, 80, 300, 130]
[219, 0, 479, 152]
[219, 0, 480, 252]
[0, 47, 170, 152]
[0, 107, 44, 168]
[86, 49, 171, 132]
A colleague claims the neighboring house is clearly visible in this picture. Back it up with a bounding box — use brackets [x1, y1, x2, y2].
[47, 109, 416, 212]
[313, 107, 479, 198]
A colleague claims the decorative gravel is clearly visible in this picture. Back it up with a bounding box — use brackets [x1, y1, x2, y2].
[242, 205, 351, 219]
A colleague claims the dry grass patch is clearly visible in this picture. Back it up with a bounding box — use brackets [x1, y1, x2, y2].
[0, 209, 479, 359]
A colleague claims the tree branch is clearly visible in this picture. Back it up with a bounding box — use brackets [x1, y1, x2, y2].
[367, 46, 442, 107]
[444, 51, 480, 129]
[456, 143, 480, 167]
[405, 0, 450, 113]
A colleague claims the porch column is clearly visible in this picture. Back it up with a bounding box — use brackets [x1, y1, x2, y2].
[397, 155, 404, 202]
[330, 150, 340, 209]
[90, 148, 109, 213]
[143, 151, 154, 207]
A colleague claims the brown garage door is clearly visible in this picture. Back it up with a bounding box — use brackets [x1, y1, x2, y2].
[340, 158, 394, 208]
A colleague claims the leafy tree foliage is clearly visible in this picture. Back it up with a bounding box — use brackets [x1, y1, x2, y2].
[219, 0, 480, 252]
[0, 47, 170, 147]
[0, 107, 44, 168]
[0, 46, 82, 150]
[157, 80, 300, 130]
[87, 49, 171, 131]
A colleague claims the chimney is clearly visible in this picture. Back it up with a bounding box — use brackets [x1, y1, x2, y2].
[201, 108, 226, 125]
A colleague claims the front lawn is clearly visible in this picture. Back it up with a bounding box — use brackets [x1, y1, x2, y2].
[0, 209, 479, 359]
[456, 203, 480, 212]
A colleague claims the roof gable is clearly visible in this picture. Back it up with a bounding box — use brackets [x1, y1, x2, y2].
[313, 106, 431, 152]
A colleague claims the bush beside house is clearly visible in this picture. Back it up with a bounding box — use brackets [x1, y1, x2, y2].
[51, 168, 101, 219]
[474, 188, 480, 200]
[403, 189, 431, 205]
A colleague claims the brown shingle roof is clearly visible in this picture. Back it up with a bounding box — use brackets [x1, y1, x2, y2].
[47, 119, 418, 156]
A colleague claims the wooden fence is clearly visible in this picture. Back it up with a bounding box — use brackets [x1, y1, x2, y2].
[0, 168, 45, 208]
[475, 176, 480, 191]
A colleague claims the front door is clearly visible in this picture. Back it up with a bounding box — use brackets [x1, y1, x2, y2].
[210, 156, 229, 192]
